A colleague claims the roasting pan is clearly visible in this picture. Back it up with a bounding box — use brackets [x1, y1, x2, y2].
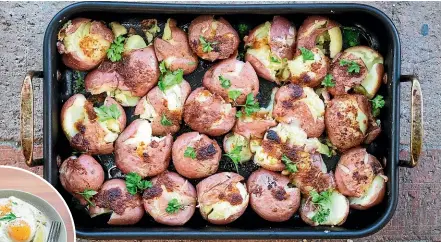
[19, 2, 424, 239]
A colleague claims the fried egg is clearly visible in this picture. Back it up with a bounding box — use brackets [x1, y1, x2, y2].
[0, 197, 48, 242]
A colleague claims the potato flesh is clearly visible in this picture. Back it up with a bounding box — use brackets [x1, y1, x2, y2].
[162, 19, 172, 41]
[124, 120, 163, 146]
[300, 87, 325, 121]
[203, 182, 248, 221]
[327, 27, 343, 58]
[63, 95, 87, 139]
[287, 48, 325, 80]
[349, 175, 385, 206]
[110, 22, 127, 37]
[139, 98, 157, 121]
[112, 90, 140, 107]
[224, 133, 253, 163]
[124, 35, 147, 52]
[162, 84, 183, 110]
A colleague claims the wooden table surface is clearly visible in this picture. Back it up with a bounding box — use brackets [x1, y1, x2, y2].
[0, 166, 76, 242]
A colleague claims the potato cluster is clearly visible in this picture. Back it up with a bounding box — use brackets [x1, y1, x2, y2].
[58, 15, 387, 227]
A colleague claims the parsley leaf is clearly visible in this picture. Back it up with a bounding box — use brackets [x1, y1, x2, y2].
[342, 27, 360, 48]
[184, 147, 197, 159]
[160, 114, 173, 126]
[0, 213, 17, 222]
[77, 189, 98, 206]
[235, 94, 260, 118]
[270, 56, 280, 63]
[339, 59, 360, 74]
[300, 47, 315, 62]
[309, 189, 333, 224]
[94, 104, 121, 122]
[166, 198, 183, 214]
[282, 154, 298, 173]
[321, 74, 335, 87]
[223, 145, 242, 173]
[228, 90, 242, 103]
[219, 75, 231, 89]
[370, 95, 385, 117]
[158, 61, 184, 92]
[125, 172, 153, 195]
[73, 71, 85, 94]
[238, 23, 249, 37]
[199, 36, 217, 53]
[107, 35, 126, 62]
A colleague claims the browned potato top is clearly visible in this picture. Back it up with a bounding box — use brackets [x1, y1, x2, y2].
[188, 15, 239, 62]
[328, 52, 368, 96]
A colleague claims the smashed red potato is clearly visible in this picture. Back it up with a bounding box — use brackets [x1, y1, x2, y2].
[58, 14, 388, 229]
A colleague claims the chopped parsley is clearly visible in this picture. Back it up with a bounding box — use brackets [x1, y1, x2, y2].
[223, 145, 242, 173]
[0, 213, 17, 222]
[199, 36, 217, 53]
[158, 61, 184, 92]
[299, 47, 315, 62]
[228, 90, 242, 103]
[310, 189, 332, 224]
[236, 93, 260, 118]
[342, 27, 361, 48]
[125, 172, 153, 195]
[107, 35, 126, 62]
[321, 74, 335, 87]
[77, 189, 98, 206]
[339, 59, 360, 74]
[160, 114, 173, 126]
[219, 75, 231, 89]
[166, 198, 183, 214]
[94, 104, 121, 122]
[184, 147, 197, 159]
[370, 95, 385, 117]
[270, 56, 280, 63]
[282, 154, 298, 173]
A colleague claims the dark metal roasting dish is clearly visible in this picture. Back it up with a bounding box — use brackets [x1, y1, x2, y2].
[19, 2, 423, 240]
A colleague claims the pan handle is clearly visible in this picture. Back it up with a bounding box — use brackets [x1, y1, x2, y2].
[20, 71, 44, 167]
[398, 75, 423, 168]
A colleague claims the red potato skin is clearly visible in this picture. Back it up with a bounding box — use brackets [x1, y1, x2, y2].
[272, 84, 325, 138]
[328, 52, 368, 96]
[350, 182, 385, 210]
[289, 48, 330, 88]
[134, 80, 192, 136]
[85, 62, 120, 95]
[269, 16, 296, 60]
[196, 172, 249, 225]
[118, 45, 160, 97]
[61, 94, 126, 155]
[188, 15, 240, 62]
[290, 152, 336, 195]
[247, 169, 300, 222]
[59, 154, 105, 206]
[57, 18, 114, 71]
[244, 16, 296, 83]
[296, 16, 340, 56]
[335, 147, 384, 197]
[172, 132, 221, 179]
[203, 56, 259, 105]
[143, 171, 197, 226]
[233, 111, 277, 139]
[84, 45, 160, 100]
[325, 94, 370, 150]
[89, 179, 144, 225]
[183, 87, 236, 136]
[115, 119, 173, 178]
[154, 19, 198, 75]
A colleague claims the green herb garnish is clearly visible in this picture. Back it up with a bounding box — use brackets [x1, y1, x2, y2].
[342, 27, 360, 48]
[73, 71, 85, 94]
[238, 23, 249, 37]
[107, 35, 126, 62]
[228, 90, 242, 103]
[236, 93, 260, 118]
[0, 213, 17, 222]
[94, 104, 121, 122]
[184, 147, 197, 159]
[160, 114, 173, 126]
[199, 36, 217, 53]
[219, 75, 231, 89]
[310, 189, 332, 224]
[77, 189, 98, 206]
[339, 59, 360, 74]
[166, 198, 183, 214]
[223, 145, 242, 173]
[158, 61, 184, 92]
[299, 47, 315, 62]
[125, 172, 153, 195]
[321, 74, 335, 87]
[370, 95, 385, 117]
[282, 154, 298, 173]
[270, 56, 280, 63]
